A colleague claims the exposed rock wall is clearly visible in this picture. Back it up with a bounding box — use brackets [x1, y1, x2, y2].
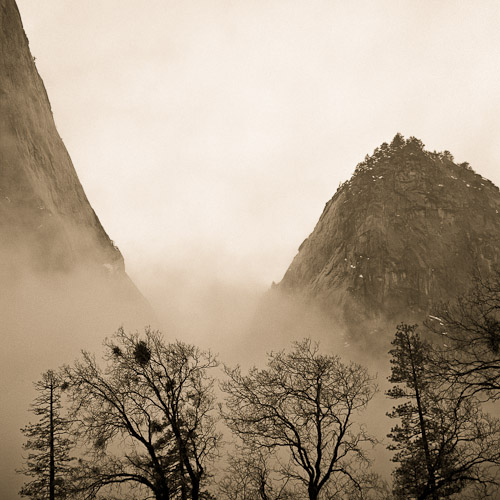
[0, 0, 123, 273]
[0, 4, 155, 497]
[277, 135, 500, 340]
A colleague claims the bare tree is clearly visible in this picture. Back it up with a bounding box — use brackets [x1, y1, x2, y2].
[221, 338, 377, 500]
[65, 327, 220, 500]
[425, 272, 500, 400]
[18, 370, 74, 500]
[217, 442, 297, 500]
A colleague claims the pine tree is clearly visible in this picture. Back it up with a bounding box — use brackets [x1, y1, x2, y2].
[19, 370, 74, 500]
[387, 324, 500, 500]
[386, 325, 439, 499]
[390, 132, 405, 149]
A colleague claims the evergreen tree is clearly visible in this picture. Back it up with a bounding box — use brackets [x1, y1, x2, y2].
[18, 370, 74, 500]
[390, 133, 405, 149]
[387, 324, 500, 500]
[387, 324, 439, 499]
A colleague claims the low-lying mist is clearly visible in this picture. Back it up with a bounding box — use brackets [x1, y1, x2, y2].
[1, 250, 398, 499]
[132, 260, 397, 482]
[0, 250, 154, 499]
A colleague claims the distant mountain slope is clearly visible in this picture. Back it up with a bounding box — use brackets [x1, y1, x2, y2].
[276, 134, 500, 341]
[0, 3, 154, 497]
[0, 0, 126, 274]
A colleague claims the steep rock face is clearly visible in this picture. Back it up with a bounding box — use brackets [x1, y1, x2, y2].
[0, 5, 154, 497]
[0, 0, 123, 274]
[277, 135, 500, 340]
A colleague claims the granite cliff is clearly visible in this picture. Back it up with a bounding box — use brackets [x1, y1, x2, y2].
[0, 3, 154, 496]
[276, 134, 500, 342]
[0, 0, 138, 289]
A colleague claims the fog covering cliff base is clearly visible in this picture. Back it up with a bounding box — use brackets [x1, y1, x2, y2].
[0, 1, 153, 496]
[275, 134, 500, 346]
[0, 0, 150, 313]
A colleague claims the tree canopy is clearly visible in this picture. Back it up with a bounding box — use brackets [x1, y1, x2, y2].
[222, 338, 377, 500]
[64, 327, 220, 500]
[387, 324, 500, 500]
[19, 370, 74, 500]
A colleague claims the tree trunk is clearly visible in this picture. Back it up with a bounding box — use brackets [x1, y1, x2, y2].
[179, 458, 187, 500]
[49, 381, 55, 500]
[155, 486, 170, 500]
[190, 477, 200, 500]
[407, 337, 438, 500]
[308, 483, 319, 500]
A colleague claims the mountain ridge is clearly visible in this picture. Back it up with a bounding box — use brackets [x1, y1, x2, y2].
[276, 134, 500, 342]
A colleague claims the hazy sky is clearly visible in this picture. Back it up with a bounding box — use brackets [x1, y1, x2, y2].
[4, 3, 500, 497]
[17, 0, 500, 290]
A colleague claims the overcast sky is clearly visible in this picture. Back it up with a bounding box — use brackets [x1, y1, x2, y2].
[16, 0, 500, 290]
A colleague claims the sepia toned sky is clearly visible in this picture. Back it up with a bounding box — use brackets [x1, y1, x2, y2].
[4, 4, 500, 496]
[17, 0, 500, 290]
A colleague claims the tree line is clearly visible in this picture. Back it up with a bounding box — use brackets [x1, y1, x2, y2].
[18, 275, 500, 500]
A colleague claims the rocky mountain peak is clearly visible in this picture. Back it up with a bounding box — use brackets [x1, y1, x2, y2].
[277, 134, 500, 343]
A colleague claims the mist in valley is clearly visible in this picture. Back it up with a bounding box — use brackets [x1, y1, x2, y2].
[3, 1, 500, 498]
[1, 241, 397, 498]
